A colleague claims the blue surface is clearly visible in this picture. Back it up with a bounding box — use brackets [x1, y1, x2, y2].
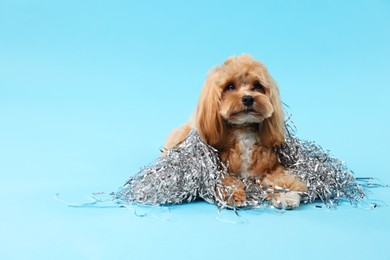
[1, 1, 390, 259]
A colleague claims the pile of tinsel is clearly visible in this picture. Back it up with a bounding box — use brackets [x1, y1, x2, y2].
[116, 121, 365, 209]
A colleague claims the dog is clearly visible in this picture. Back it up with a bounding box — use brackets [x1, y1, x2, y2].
[164, 54, 307, 209]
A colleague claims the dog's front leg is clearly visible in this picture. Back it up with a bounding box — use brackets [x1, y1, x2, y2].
[262, 167, 308, 209]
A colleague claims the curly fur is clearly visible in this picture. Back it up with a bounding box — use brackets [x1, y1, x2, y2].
[165, 54, 307, 209]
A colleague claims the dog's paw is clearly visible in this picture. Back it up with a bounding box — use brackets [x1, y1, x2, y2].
[272, 191, 301, 210]
[230, 188, 246, 207]
[223, 176, 246, 207]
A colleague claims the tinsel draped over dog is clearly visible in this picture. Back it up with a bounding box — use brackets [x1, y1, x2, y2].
[116, 122, 365, 209]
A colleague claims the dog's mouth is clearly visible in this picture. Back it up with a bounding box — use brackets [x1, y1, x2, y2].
[231, 108, 257, 116]
[226, 107, 266, 125]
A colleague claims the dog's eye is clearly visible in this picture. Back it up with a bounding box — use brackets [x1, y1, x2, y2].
[253, 82, 265, 93]
[225, 83, 236, 91]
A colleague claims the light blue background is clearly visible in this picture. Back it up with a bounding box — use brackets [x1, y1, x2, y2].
[1, 1, 390, 259]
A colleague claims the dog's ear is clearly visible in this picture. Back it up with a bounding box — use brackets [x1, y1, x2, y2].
[260, 76, 285, 147]
[196, 69, 227, 148]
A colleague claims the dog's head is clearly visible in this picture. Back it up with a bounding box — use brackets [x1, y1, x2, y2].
[196, 54, 284, 148]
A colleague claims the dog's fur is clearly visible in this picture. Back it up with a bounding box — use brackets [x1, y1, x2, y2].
[165, 54, 307, 209]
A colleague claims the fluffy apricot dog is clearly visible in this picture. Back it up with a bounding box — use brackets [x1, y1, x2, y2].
[165, 54, 307, 209]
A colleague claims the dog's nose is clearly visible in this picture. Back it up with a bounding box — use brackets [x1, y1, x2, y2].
[242, 95, 254, 106]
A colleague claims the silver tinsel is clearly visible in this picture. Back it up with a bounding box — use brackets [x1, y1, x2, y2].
[116, 129, 233, 208]
[277, 123, 365, 207]
[117, 122, 365, 209]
